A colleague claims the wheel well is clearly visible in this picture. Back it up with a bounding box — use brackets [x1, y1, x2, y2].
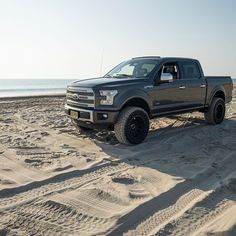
[122, 98, 150, 116]
[213, 90, 225, 101]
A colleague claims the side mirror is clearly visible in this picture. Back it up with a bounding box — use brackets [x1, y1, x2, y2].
[160, 73, 173, 83]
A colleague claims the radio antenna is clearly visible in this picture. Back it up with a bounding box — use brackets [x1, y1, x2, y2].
[99, 48, 104, 76]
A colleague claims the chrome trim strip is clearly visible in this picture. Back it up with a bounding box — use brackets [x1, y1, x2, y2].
[67, 99, 94, 108]
[66, 94, 95, 100]
[65, 104, 93, 122]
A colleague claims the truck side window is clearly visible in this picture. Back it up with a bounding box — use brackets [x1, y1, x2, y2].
[181, 62, 201, 79]
[159, 63, 179, 80]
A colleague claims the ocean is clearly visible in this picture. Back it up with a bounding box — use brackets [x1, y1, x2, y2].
[0, 79, 75, 97]
[0, 78, 235, 98]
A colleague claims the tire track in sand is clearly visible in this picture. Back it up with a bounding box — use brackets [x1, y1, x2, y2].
[108, 152, 236, 236]
[0, 162, 131, 210]
[156, 177, 236, 236]
[0, 198, 117, 236]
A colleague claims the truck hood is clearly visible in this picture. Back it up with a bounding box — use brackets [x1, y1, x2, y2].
[69, 77, 147, 89]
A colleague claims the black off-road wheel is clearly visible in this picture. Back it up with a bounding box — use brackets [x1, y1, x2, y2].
[204, 97, 225, 125]
[114, 107, 149, 145]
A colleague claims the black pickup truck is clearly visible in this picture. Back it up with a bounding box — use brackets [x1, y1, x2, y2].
[65, 57, 233, 145]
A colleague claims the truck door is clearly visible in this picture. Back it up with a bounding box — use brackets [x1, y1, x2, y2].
[179, 61, 206, 108]
[149, 62, 189, 115]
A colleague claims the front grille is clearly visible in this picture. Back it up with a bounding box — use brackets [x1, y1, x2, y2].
[66, 87, 95, 108]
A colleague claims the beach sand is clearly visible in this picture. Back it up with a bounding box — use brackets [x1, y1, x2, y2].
[0, 90, 235, 235]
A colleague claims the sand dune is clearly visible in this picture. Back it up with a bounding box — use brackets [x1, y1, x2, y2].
[0, 90, 235, 235]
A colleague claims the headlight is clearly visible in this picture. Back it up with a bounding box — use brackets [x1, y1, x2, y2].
[99, 90, 118, 105]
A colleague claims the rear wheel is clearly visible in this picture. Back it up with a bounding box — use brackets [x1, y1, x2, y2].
[114, 107, 149, 145]
[204, 97, 225, 125]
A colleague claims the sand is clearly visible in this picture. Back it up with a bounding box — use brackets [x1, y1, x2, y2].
[0, 90, 235, 236]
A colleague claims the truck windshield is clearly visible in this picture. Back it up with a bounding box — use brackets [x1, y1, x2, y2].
[104, 59, 160, 78]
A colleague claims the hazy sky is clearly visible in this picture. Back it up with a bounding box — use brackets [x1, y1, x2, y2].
[0, 0, 235, 79]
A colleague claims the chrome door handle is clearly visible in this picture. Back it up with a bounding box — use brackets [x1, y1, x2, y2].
[144, 85, 154, 89]
[200, 84, 206, 88]
[179, 86, 186, 89]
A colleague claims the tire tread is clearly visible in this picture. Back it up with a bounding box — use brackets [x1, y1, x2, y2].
[114, 106, 149, 145]
[204, 97, 225, 125]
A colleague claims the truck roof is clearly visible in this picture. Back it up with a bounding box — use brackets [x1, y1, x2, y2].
[132, 56, 196, 61]
[132, 56, 161, 59]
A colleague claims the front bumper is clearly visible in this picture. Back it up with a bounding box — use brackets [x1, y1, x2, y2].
[65, 104, 119, 129]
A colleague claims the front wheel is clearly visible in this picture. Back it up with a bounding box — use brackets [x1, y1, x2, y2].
[114, 107, 149, 145]
[204, 97, 225, 125]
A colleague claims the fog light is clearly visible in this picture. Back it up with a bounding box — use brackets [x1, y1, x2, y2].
[97, 113, 108, 120]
